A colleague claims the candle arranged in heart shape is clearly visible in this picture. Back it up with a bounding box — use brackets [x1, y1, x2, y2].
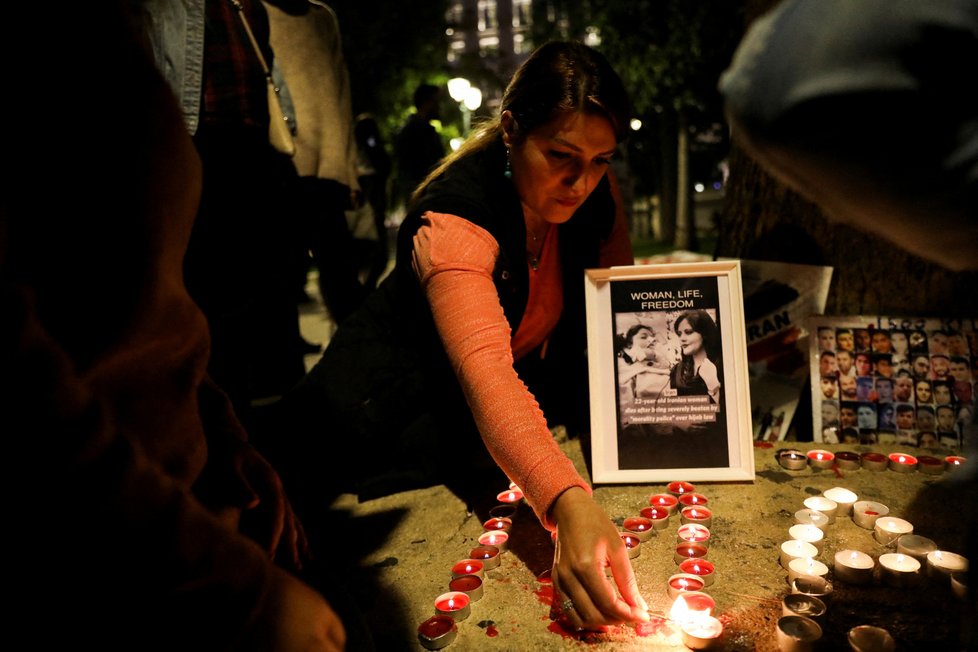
[417, 615, 458, 650]
[807, 449, 835, 469]
[648, 492, 680, 515]
[675, 542, 709, 564]
[677, 523, 711, 546]
[778, 448, 809, 471]
[833, 450, 862, 470]
[667, 480, 696, 496]
[873, 516, 913, 547]
[780, 539, 819, 569]
[678, 492, 709, 508]
[926, 550, 968, 581]
[679, 559, 716, 586]
[450, 559, 485, 580]
[448, 574, 484, 601]
[860, 452, 889, 472]
[852, 500, 889, 529]
[489, 503, 518, 520]
[640, 505, 672, 529]
[794, 508, 831, 531]
[878, 553, 921, 588]
[667, 573, 706, 600]
[788, 524, 825, 555]
[482, 516, 513, 533]
[916, 455, 946, 475]
[623, 516, 655, 541]
[680, 615, 724, 650]
[832, 549, 875, 585]
[478, 530, 509, 552]
[782, 593, 827, 621]
[681, 506, 713, 529]
[434, 591, 471, 621]
[621, 532, 642, 559]
[791, 574, 833, 601]
[496, 487, 524, 503]
[847, 625, 896, 652]
[822, 487, 858, 516]
[895, 534, 937, 564]
[468, 545, 501, 570]
[777, 615, 823, 651]
[802, 496, 838, 523]
[945, 455, 967, 470]
[787, 557, 830, 585]
[888, 452, 918, 473]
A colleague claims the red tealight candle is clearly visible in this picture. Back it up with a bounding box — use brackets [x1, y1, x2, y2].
[678, 492, 709, 507]
[807, 449, 835, 469]
[434, 591, 471, 621]
[417, 615, 457, 650]
[648, 493, 680, 515]
[888, 452, 918, 473]
[469, 545, 501, 570]
[668, 481, 696, 496]
[496, 488, 524, 503]
[448, 574, 484, 601]
[834, 450, 862, 470]
[667, 573, 705, 599]
[681, 506, 713, 528]
[677, 523, 711, 546]
[621, 533, 642, 559]
[861, 452, 889, 472]
[483, 516, 513, 533]
[916, 455, 945, 475]
[678, 558, 716, 586]
[946, 455, 967, 470]
[640, 505, 672, 530]
[623, 516, 655, 541]
[489, 503, 518, 519]
[478, 530, 509, 552]
[450, 559, 484, 580]
[674, 542, 709, 564]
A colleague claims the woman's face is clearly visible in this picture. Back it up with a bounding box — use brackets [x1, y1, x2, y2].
[631, 328, 655, 352]
[504, 110, 617, 226]
[676, 318, 704, 357]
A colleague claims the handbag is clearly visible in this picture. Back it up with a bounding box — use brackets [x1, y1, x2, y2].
[229, 0, 296, 157]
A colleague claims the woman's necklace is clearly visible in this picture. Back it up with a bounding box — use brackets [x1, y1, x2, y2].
[527, 223, 549, 271]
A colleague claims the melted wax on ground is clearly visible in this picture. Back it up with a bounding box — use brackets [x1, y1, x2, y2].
[477, 620, 499, 637]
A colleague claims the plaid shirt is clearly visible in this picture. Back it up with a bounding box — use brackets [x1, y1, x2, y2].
[201, 0, 271, 128]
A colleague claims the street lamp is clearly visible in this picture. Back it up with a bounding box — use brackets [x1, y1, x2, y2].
[448, 77, 482, 136]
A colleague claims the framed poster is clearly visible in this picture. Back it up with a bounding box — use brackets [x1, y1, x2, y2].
[808, 315, 976, 450]
[585, 261, 755, 483]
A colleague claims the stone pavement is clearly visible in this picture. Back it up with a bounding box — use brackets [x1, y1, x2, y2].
[310, 434, 975, 651]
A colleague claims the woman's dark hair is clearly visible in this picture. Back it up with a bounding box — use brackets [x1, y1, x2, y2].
[616, 324, 654, 361]
[411, 40, 630, 204]
[674, 310, 721, 362]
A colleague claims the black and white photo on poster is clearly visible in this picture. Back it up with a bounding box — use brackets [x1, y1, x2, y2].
[610, 275, 729, 470]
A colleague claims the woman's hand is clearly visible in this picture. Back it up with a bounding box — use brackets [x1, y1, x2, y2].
[549, 487, 650, 629]
[697, 359, 721, 400]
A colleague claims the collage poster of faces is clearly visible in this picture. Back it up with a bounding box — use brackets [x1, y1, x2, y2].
[809, 316, 977, 450]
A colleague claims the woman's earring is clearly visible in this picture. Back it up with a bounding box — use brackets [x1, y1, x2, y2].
[504, 148, 512, 180]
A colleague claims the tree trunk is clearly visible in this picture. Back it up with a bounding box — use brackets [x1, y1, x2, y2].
[657, 109, 678, 244]
[717, 144, 978, 318]
[674, 114, 698, 250]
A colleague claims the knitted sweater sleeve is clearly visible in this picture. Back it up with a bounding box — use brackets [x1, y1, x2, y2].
[411, 211, 591, 529]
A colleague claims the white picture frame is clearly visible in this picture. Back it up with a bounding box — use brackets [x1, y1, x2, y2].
[584, 261, 755, 484]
